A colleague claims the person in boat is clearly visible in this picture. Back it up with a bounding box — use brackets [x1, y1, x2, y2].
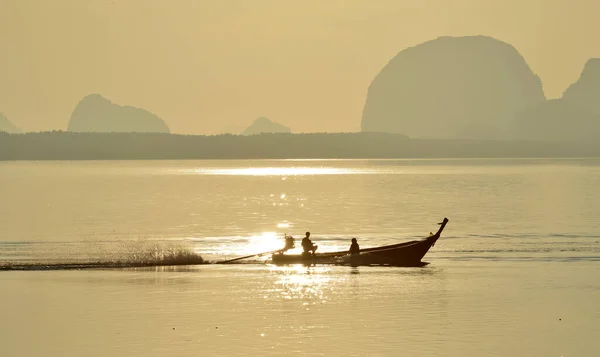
[349, 238, 360, 254]
[301, 232, 318, 255]
[283, 235, 295, 252]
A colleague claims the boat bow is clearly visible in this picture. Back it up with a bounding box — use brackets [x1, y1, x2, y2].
[431, 217, 449, 247]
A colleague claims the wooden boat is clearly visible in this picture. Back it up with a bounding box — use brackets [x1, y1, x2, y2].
[270, 218, 449, 267]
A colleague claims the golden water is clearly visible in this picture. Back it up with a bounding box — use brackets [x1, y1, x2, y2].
[1, 159, 599, 356]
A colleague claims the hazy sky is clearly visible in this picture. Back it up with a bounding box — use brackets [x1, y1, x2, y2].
[1, 0, 599, 134]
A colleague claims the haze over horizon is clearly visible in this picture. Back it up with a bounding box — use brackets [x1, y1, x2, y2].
[1, 0, 599, 134]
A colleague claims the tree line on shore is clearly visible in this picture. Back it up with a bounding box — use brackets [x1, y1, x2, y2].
[2, 131, 599, 160]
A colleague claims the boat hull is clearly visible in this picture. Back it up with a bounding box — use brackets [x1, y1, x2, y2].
[270, 218, 448, 267]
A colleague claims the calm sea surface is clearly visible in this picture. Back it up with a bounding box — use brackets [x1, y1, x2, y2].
[1, 159, 599, 356]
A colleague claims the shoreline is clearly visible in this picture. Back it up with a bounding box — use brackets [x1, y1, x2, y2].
[2, 131, 600, 160]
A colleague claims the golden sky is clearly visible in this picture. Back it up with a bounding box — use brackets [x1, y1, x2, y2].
[1, 0, 599, 134]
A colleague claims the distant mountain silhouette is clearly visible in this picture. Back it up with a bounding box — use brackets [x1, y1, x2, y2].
[563, 58, 600, 114]
[361, 35, 545, 139]
[513, 58, 600, 141]
[68, 94, 170, 133]
[243, 117, 291, 135]
[0, 113, 21, 133]
[513, 99, 600, 141]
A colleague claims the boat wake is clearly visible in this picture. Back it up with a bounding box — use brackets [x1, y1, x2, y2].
[0, 239, 205, 271]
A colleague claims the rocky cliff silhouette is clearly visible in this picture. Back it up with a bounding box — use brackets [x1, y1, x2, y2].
[514, 58, 600, 140]
[242, 117, 291, 135]
[0, 113, 21, 133]
[361, 36, 545, 139]
[68, 94, 170, 133]
[563, 58, 600, 113]
[513, 99, 600, 141]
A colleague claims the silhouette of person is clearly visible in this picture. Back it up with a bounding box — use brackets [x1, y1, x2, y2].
[349, 238, 360, 254]
[283, 235, 295, 252]
[301, 232, 318, 255]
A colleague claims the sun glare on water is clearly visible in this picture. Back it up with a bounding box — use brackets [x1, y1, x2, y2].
[268, 265, 334, 302]
[243, 232, 288, 255]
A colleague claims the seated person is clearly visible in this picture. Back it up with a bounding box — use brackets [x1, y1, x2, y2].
[301, 231, 318, 255]
[349, 238, 360, 254]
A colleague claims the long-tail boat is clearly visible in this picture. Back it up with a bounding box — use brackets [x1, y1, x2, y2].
[270, 217, 449, 266]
